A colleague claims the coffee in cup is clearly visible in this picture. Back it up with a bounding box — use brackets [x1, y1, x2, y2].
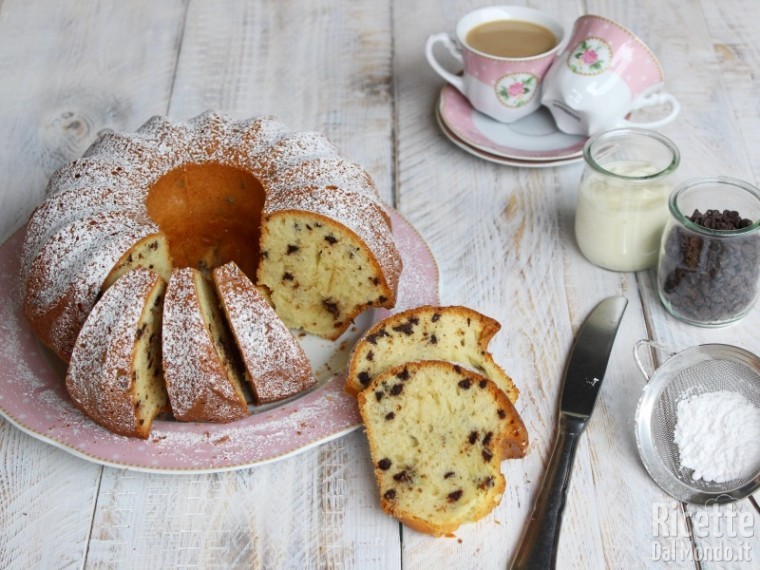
[426, 6, 565, 123]
[540, 15, 680, 136]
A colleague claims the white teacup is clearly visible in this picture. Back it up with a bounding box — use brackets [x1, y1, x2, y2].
[425, 6, 565, 123]
[541, 15, 680, 136]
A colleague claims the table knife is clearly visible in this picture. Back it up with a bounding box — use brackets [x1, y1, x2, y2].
[510, 296, 628, 570]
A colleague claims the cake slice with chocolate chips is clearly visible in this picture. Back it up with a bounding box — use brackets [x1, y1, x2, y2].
[345, 306, 519, 403]
[358, 360, 522, 536]
[347, 305, 527, 459]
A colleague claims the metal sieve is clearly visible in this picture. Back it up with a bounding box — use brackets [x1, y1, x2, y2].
[634, 340, 760, 504]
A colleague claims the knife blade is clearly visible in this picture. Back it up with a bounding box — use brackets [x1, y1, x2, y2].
[510, 296, 628, 570]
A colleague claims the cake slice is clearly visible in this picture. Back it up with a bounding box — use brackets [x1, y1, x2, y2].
[65, 268, 169, 438]
[347, 306, 527, 458]
[162, 267, 249, 422]
[345, 305, 519, 403]
[212, 261, 316, 403]
[258, 187, 401, 340]
[358, 360, 521, 536]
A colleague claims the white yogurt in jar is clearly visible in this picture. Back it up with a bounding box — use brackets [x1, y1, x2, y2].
[575, 160, 672, 271]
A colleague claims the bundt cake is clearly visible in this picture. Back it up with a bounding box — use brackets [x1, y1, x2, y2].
[358, 360, 521, 536]
[22, 110, 402, 434]
[345, 305, 520, 403]
[212, 261, 316, 403]
[65, 268, 169, 438]
[162, 267, 249, 423]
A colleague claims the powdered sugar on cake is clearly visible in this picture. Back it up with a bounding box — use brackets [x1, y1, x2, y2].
[162, 268, 247, 422]
[213, 262, 316, 403]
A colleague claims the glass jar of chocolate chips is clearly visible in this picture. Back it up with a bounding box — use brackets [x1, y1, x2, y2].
[657, 176, 760, 326]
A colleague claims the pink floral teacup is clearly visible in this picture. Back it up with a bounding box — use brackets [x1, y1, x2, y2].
[540, 15, 680, 135]
[425, 6, 565, 123]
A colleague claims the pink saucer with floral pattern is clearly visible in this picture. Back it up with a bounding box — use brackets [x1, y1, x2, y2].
[437, 85, 588, 161]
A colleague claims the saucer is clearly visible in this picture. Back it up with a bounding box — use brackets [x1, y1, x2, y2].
[437, 85, 588, 161]
[435, 106, 584, 168]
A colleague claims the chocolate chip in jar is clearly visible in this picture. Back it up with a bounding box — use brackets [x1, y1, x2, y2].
[657, 177, 760, 326]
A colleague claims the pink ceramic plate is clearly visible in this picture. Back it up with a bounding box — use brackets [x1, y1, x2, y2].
[438, 85, 588, 161]
[435, 106, 583, 168]
[0, 209, 439, 473]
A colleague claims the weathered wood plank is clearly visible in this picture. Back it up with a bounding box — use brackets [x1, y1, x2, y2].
[0, 1, 186, 568]
[167, 0, 395, 203]
[0, 0, 188, 242]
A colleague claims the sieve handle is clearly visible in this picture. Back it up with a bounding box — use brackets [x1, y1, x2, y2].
[634, 339, 676, 382]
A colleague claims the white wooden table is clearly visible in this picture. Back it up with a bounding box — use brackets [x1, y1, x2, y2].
[1, 1, 758, 568]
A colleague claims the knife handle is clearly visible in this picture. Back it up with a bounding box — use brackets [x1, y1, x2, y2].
[509, 413, 585, 570]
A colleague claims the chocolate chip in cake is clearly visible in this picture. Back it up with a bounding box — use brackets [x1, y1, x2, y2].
[444, 471, 455, 479]
[358, 371, 371, 386]
[468, 431, 479, 444]
[378, 458, 392, 470]
[479, 379, 488, 389]
[497, 409, 506, 419]
[429, 334, 438, 345]
[447, 490, 463, 502]
[286, 244, 300, 254]
[453, 365, 462, 374]
[378, 295, 388, 304]
[390, 322, 410, 336]
[383, 489, 397, 500]
[390, 384, 404, 396]
[458, 379, 472, 390]
[366, 350, 374, 361]
[431, 312, 441, 322]
[366, 328, 389, 345]
[385, 412, 395, 421]
[282, 272, 294, 281]
[396, 368, 410, 381]
[322, 299, 340, 318]
[375, 390, 383, 402]
[482, 450, 493, 462]
[393, 470, 411, 483]
[483, 432, 493, 446]
[324, 235, 338, 245]
[478, 476, 495, 490]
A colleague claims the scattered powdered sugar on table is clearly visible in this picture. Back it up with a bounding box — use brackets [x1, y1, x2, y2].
[674, 390, 760, 483]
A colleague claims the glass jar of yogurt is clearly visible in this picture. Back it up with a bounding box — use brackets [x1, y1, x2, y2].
[575, 129, 680, 271]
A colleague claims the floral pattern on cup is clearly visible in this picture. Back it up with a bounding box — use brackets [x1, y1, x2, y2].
[495, 73, 538, 108]
[567, 37, 612, 75]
